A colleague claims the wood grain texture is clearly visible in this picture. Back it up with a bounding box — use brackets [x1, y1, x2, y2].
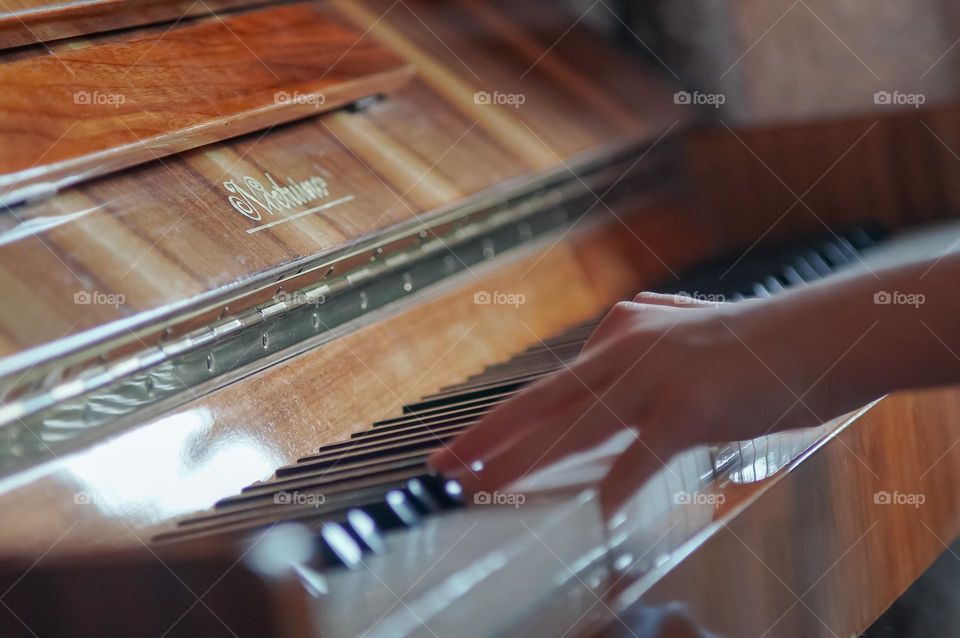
[0, 2, 958, 635]
[0, 194, 955, 637]
[0, 0, 684, 374]
[0, 3, 416, 207]
[0, 0, 263, 50]
[0, 195, 707, 556]
[589, 386, 960, 638]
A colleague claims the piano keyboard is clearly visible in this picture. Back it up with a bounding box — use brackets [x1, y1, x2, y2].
[155, 224, 886, 570]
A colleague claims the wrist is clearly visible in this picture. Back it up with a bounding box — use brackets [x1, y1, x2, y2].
[725, 286, 883, 425]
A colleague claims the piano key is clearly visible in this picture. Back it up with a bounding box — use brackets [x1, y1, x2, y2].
[427, 369, 557, 399]
[763, 276, 786, 295]
[781, 264, 806, 286]
[289, 432, 460, 472]
[318, 523, 364, 569]
[803, 250, 833, 277]
[405, 378, 543, 412]
[346, 509, 386, 554]
[370, 392, 518, 428]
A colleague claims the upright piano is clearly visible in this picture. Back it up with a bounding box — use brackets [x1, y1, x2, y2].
[0, 1, 959, 636]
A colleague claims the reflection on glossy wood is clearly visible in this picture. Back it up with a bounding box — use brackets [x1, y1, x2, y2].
[0, 0, 959, 635]
[0, 0, 682, 375]
[590, 386, 960, 638]
[0, 195, 710, 556]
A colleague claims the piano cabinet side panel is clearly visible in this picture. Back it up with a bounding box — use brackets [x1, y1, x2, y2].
[602, 385, 960, 638]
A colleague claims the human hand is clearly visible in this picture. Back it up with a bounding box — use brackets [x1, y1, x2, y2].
[430, 292, 826, 517]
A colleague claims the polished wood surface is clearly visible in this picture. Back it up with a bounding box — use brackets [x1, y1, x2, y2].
[0, 0, 682, 376]
[1, 2, 959, 636]
[595, 385, 960, 638]
[0, 3, 415, 207]
[0, 194, 711, 555]
[0, 0, 263, 49]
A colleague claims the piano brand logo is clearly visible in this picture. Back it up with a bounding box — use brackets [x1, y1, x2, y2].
[874, 490, 925, 508]
[474, 491, 525, 508]
[223, 172, 331, 222]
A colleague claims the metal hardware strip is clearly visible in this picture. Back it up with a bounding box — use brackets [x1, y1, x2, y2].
[0, 139, 683, 474]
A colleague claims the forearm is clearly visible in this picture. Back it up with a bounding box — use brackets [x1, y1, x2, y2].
[744, 251, 960, 422]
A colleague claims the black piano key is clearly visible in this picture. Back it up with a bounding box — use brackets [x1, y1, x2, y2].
[346, 509, 386, 554]
[803, 250, 833, 277]
[318, 523, 364, 569]
[370, 392, 514, 428]
[226, 468, 423, 510]
[377, 490, 420, 528]
[404, 378, 536, 413]
[288, 432, 459, 473]
[791, 255, 820, 283]
[781, 265, 806, 286]
[763, 276, 786, 295]
[428, 369, 555, 399]
[819, 241, 849, 268]
[405, 477, 445, 513]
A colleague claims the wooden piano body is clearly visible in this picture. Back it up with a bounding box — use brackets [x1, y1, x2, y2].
[0, 1, 958, 636]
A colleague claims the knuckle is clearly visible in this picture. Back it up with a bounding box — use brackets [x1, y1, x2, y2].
[611, 300, 639, 317]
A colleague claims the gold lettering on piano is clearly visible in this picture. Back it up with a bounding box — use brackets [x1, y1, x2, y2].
[223, 172, 356, 234]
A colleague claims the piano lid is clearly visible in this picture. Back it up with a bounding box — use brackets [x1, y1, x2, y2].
[0, 0, 263, 49]
[0, 3, 416, 207]
[0, 0, 688, 406]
